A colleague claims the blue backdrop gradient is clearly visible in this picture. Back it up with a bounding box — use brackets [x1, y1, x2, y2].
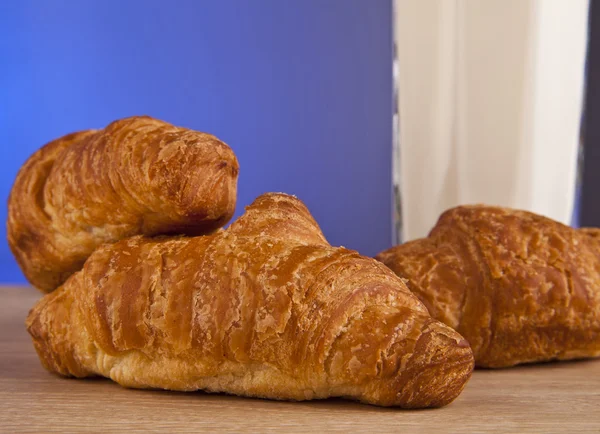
[0, 0, 392, 283]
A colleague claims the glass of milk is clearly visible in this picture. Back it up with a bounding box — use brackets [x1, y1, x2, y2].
[393, 0, 589, 243]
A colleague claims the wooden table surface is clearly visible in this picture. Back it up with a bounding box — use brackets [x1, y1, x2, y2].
[1, 286, 599, 433]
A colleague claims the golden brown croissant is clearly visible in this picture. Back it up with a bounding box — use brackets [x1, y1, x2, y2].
[26, 193, 474, 408]
[376, 205, 600, 368]
[8, 116, 238, 292]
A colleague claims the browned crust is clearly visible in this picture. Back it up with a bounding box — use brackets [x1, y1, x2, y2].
[376, 205, 600, 368]
[8, 116, 239, 292]
[26, 193, 474, 408]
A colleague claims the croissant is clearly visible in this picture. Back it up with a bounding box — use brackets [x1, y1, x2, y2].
[8, 116, 238, 292]
[376, 205, 600, 368]
[26, 193, 474, 408]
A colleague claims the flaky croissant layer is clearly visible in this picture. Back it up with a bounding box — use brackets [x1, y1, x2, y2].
[27, 193, 474, 408]
[377, 205, 600, 368]
[9, 116, 239, 292]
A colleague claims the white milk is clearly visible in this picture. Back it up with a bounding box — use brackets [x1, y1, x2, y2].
[393, 0, 589, 242]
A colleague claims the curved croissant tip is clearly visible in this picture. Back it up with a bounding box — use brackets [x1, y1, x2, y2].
[394, 322, 475, 408]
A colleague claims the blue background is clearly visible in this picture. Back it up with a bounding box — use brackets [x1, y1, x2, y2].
[0, 1, 393, 284]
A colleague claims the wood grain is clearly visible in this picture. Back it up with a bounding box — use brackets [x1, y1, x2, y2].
[1, 286, 599, 433]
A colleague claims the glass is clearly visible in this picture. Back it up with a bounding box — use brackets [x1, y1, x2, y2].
[393, 0, 590, 244]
